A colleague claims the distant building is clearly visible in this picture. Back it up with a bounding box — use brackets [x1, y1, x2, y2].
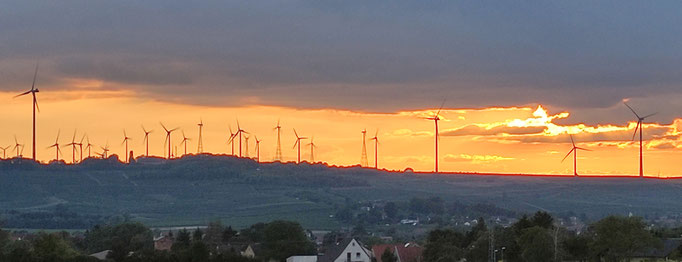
[287, 255, 319, 262]
[372, 243, 424, 262]
[154, 234, 174, 251]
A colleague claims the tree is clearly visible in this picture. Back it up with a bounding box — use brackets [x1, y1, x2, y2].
[563, 233, 590, 262]
[32, 232, 79, 261]
[82, 222, 153, 262]
[172, 229, 191, 252]
[590, 216, 660, 261]
[517, 226, 553, 262]
[263, 221, 315, 261]
[530, 211, 554, 229]
[381, 248, 397, 262]
[384, 202, 398, 220]
[193, 228, 204, 241]
[423, 229, 465, 262]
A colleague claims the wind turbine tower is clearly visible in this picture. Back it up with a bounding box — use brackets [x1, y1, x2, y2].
[308, 137, 317, 163]
[293, 129, 307, 164]
[562, 135, 591, 177]
[274, 120, 283, 161]
[370, 130, 379, 169]
[122, 130, 132, 163]
[160, 122, 178, 159]
[361, 129, 368, 167]
[426, 101, 445, 173]
[47, 130, 62, 162]
[197, 119, 204, 153]
[244, 134, 250, 158]
[624, 102, 656, 178]
[255, 136, 261, 163]
[14, 63, 40, 161]
[66, 130, 78, 164]
[180, 131, 190, 156]
[142, 126, 153, 157]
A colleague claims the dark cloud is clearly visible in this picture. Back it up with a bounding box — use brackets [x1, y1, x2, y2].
[2, 1, 682, 117]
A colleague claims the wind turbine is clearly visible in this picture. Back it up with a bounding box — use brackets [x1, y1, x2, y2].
[66, 130, 78, 164]
[308, 137, 317, 163]
[360, 129, 368, 167]
[14, 63, 40, 161]
[85, 136, 94, 158]
[77, 134, 85, 162]
[0, 145, 10, 159]
[160, 122, 179, 159]
[122, 130, 132, 163]
[230, 120, 248, 157]
[46, 130, 62, 162]
[255, 136, 262, 163]
[180, 131, 190, 156]
[292, 129, 307, 164]
[101, 143, 110, 159]
[274, 120, 283, 161]
[13, 136, 23, 158]
[624, 102, 657, 178]
[142, 125, 153, 157]
[244, 134, 250, 158]
[370, 130, 379, 169]
[561, 135, 591, 177]
[425, 100, 445, 173]
[197, 119, 204, 153]
[227, 125, 236, 156]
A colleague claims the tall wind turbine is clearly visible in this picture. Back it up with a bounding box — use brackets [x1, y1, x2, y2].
[66, 130, 78, 164]
[370, 130, 379, 169]
[274, 120, 283, 161]
[255, 136, 261, 163]
[142, 125, 153, 157]
[308, 137, 317, 163]
[160, 122, 178, 159]
[561, 135, 591, 177]
[360, 129, 368, 167]
[425, 101, 445, 173]
[0, 145, 10, 159]
[624, 102, 657, 178]
[180, 131, 190, 156]
[122, 130, 132, 163]
[47, 130, 62, 162]
[197, 119, 204, 153]
[14, 63, 40, 161]
[292, 129, 307, 164]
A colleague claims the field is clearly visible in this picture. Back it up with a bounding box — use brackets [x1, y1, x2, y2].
[1, 155, 682, 230]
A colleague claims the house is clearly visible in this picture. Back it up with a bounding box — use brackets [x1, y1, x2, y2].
[154, 234, 174, 251]
[89, 250, 112, 261]
[318, 238, 373, 262]
[630, 238, 682, 262]
[372, 243, 424, 262]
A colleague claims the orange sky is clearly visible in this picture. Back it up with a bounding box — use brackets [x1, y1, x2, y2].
[2, 90, 681, 177]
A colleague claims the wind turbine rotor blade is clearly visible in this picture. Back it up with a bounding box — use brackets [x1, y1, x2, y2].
[623, 102, 641, 118]
[14, 90, 31, 98]
[561, 148, 575, 163]
[435, 99, 446, 117]
[293, 140, 299, 149]
[576, 147, 592, 151]
[642, 112, 658, 119]
[293, 129, 299, 139]
[31, 63, 39, 91]
[160, 122, 169, 132]
[632, 121, 641, 141]
[34, 95, 40, 112]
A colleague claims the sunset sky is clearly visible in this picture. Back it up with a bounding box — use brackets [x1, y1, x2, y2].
[2, 1, 682, 176]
